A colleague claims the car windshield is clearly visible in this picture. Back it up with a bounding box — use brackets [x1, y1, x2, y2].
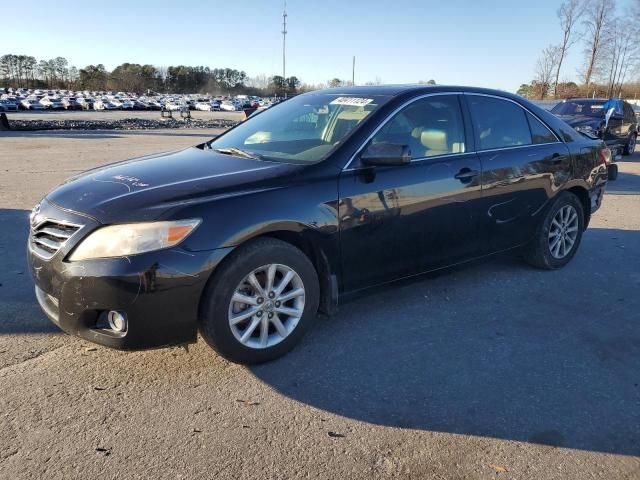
[209, 93, 390, 163]
[551, 100, 605, 117]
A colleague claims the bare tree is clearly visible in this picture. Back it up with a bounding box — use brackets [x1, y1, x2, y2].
[554, 0, 584, 96]
[535, 45, 561, 99]
[582, 0, 615, 86]
[601, 18, 638, 97]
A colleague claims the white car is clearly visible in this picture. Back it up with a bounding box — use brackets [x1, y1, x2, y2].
[195, 101, 216, 111]
[21, 99, 47, 110]
[219, 101, 237, 112]
[76, 97, 94, 110]
[94, 100, 119, 110]
[40, 97, 65, 110]
[164, 102, 182, 111]
[120, 99, 134, 110]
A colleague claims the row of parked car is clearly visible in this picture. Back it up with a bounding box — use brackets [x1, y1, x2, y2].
[0, 87, 274, 113]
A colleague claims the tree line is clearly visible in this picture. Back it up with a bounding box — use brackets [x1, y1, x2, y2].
[0, 54, 306, 96]
[520, 0, 640, 100]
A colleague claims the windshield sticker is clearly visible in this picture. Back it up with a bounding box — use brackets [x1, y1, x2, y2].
[330, 97, 373, 107]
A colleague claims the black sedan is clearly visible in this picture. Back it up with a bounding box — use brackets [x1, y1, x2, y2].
[28, 85, 609, 364]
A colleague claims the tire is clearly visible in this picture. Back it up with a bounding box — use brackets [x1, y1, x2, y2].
[523, 191, 585, 270]
[608, 164, 618, 181]
[199, 237, 320, 364]
[623, 134, 636, 156]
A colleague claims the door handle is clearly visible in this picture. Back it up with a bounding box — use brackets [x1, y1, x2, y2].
[544, 153, 564, 165]
[454, 168, 479, 182]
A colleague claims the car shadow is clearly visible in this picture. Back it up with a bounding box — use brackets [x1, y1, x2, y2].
[0, 208, 59, 334]
[251, 227, 640, 455]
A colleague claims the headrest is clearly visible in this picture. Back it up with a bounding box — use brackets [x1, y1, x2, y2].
[421, 129, 448, 152]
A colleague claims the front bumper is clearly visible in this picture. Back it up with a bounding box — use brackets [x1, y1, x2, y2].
[28, 200, 233, 350]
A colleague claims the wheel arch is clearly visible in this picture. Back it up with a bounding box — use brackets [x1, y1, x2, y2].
[566, 186, 591, 229]
[200, 223, 339, 318]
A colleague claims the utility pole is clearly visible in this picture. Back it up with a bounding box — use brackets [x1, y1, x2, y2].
[282, 1, 287, 97]
[352, 56, 355, 86]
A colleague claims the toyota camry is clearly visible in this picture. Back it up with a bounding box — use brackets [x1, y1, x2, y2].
[28, 85, 609, 364]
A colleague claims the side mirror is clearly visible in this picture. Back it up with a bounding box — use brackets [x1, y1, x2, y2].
[360, 142, 411, 166]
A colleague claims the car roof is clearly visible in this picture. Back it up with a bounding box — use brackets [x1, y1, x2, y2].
[304, 84, 529, 102]
[561, 97, 619, 102]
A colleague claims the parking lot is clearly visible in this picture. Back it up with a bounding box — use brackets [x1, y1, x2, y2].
[1, 129, 639, 479]
[3, 109, 245, 123]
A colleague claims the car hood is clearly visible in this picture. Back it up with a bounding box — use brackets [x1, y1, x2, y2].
[555, 115, 604, 129]
[46, 146, 301, 224]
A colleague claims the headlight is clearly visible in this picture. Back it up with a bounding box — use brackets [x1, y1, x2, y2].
[576, 125, 598, 135]
[69, 219, 201, 261]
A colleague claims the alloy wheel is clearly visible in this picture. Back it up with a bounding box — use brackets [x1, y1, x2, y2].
[548, 205, 579, 259]
[228, 264, 305, 349]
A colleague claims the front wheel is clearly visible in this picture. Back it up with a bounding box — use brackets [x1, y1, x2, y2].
[199, 238, 319, 364]
[623, 134, 636, 156]
[523, 191, 585, 270]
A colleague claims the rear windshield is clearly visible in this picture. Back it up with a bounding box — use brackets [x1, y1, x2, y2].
[551, 101, 605, 117]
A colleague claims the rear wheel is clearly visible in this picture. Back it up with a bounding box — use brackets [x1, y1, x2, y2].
[608, 163, 618, 181]
[523, 191, 585, 270]
[199, 238, 319, 364]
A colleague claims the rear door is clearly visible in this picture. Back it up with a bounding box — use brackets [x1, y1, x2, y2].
[338, 94, 483, 292]
[464, 94, 571, 253]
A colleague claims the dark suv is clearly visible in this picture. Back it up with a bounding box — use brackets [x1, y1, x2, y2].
[551, 98, 638, 180]
[28, 86, 609, 364]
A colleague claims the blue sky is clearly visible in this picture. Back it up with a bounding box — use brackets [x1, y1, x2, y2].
[1, 0, 632, 92]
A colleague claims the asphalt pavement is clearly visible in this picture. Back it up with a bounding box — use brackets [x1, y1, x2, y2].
[0, 130, 639, 479]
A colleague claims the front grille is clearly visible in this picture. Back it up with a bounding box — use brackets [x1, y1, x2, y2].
[30, 218, 83, 260]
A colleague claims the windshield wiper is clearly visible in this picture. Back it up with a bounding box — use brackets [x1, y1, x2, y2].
[213, 147, 261, 160]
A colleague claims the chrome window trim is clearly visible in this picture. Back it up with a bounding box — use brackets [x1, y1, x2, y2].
[464, 92, 562, 147]
[473, 142, 564, 154]
[342, 151, 477, 172]
[342, 91, 564, 172]
[342, 92, 464, 171]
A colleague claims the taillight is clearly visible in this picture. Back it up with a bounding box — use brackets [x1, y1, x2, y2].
[599, 147, 612, 165]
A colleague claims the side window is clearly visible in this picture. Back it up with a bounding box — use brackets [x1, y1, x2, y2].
[370, 95, 465, 159]
[526, 112, 557, 144]
[624, 103, 635, 123]
[467, 96, 531, 150]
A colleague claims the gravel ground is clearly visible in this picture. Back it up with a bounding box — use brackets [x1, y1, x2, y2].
[3, 110, 244, 131]
[0, 130, 639, 479]
[4, 109, 245, 122]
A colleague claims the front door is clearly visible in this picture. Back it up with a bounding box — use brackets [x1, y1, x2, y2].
[338, 94, 483, 293]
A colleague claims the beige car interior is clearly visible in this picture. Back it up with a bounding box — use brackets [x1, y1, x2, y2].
[411, 127, 465, 157]
[374, 100, 466, 159]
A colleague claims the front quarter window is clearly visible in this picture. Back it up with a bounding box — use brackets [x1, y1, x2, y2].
[209, 93, 389, 164]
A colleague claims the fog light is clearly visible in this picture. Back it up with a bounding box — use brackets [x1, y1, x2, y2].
[107, 311, 127, 333]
